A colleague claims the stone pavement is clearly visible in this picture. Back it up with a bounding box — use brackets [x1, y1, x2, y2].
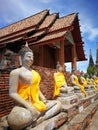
[86, 109, 98, 130]
[58, 99, 98, 130]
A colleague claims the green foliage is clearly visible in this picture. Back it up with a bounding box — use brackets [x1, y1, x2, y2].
[87, 66, 98, 77]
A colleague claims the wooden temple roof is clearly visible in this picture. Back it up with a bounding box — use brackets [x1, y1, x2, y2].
[0, 9, 87, 61]
[0, 10, 48, 38]
[38, 13, 58, 30]
[49, 13, 76, 33]
[29, 31, 67, 46]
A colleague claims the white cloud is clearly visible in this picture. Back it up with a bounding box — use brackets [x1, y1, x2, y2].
[0, 0, 42, 24]
[80, 15, 98, 41]
[81, 23, 98, 41]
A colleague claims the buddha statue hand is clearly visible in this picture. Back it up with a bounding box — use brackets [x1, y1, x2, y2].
[42, 98, 48, 104]
[27, 103, 40, 121]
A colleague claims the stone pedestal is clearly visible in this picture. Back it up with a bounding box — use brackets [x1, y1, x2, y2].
[57, 95, 78, 105]
[86, 89, 95, 96]
[75, 92, 86, 100]
[29, 112, 68, 130]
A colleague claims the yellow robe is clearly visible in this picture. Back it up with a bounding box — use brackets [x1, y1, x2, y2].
[18, 70, 46, 112]
[86, 78, 97, 90]
[80, 77, 87, 87]
[53, 72, 66, 97]
[91, 79, 98, 90]
[73, 76, 87, 95]
[95, 78, 98, 84]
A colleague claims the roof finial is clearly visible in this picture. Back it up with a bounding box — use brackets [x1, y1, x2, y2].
[25, 41, 28, 47]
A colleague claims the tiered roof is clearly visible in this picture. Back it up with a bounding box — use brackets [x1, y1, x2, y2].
[0, 9, 87, 61]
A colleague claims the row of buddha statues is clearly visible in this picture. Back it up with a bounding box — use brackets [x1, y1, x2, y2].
[7, 43, 98, 130]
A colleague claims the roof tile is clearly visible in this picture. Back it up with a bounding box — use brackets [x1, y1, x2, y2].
[29, 31, 67, 45]
[38, 13, 58, 30]
[49, 13, 76, 32]
[0, 10, 49, 38]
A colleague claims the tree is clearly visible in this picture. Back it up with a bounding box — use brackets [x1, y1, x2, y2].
[87, 66, 98, 77]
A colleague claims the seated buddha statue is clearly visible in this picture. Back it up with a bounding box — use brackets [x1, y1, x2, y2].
[79, 71, 87, 87]
[53, 63, 74, 98]
[85, 74, 97, 90]
[70, 69, 87, 96]
[93, 75, 98, 88]
[86, 74, 93, 85]
[8, 43, 62, 130]
[91, 75, 98, 90]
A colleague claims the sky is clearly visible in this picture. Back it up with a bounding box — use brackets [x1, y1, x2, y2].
[0, 0, 98, 72]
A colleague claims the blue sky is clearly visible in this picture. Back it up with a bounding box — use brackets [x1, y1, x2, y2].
[0, 0, 98, 72]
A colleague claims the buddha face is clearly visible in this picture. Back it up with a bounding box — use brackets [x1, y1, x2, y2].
[58, 66, 63, 72]
[22, 52, 33, 67]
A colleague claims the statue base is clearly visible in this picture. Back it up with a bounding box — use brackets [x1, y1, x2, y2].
[57, 94, 78, 105]
[86, 89, 95, 96]
[75, 92, 86, 100]
[28, 112, 67, 130]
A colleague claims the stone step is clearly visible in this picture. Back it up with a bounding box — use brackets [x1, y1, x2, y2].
[29, 112, 67, 130]
[58, 99, 98, 130]
[86, 109, 98, 130]
[62, 94, 97, 120]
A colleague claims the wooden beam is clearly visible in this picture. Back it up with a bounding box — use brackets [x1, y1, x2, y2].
[58, 40, 65, 70]
[71, 44, 77, 70]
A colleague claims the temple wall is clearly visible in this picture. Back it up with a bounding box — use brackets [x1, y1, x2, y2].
[32, 66, 55, 99]
[0, 72, 14, 117]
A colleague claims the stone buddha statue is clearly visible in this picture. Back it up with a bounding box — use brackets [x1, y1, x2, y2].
[91, 75, 98, 90]
[79, 71, 88, 88]
[53, 64, 78, 105]
[86, 74, 92, 85]
[93, 75, 98, 87]
[80, 71, 95, 90]
[70, 69, 87, 96]
[8, 43, 62, 130]
[53, 63, 74, 98]
[85, 74, 97, 90]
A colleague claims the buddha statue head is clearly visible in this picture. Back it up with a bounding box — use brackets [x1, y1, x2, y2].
[19, 42, 34, 67]
[56, 62, 63, 72]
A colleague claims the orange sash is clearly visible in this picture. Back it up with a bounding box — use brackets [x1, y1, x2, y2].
[53, 72, 66, 97]
[18, 70, 46, 111]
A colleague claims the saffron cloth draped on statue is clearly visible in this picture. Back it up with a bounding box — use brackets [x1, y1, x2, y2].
[18, 70, 46, 111]
[53, 72, 66, 97]
[74, 76, 87, 95]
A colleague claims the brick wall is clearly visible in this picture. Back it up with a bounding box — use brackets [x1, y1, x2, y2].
[32, 66, 56, 99]
[0, 66, 70, 118]
[0, 72, 14, 117]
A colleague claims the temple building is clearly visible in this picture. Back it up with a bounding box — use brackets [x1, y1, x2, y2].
[88, 49, 94, 67]
[0, 9, 86, 71]
[88, 45, 98, 69]
[95, 45, 98, 68]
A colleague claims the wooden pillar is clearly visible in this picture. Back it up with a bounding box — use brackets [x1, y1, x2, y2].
[71, 44, 77, 70]
[39, 46, 44, 66]
[58, 41, 65, 70]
